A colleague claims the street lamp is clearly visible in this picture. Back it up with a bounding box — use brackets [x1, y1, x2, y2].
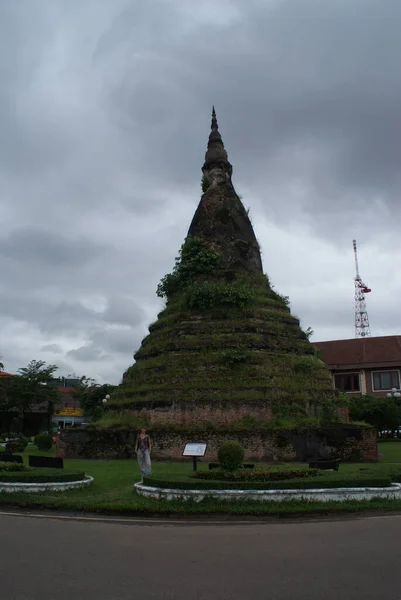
[384, 388, 401, 439]
[102, 394, 111, 405]
[386, 388, 401, 399]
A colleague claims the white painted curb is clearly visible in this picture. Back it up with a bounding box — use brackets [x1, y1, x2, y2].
[134, 482, 401, 503]
[0, 475, 94, 493]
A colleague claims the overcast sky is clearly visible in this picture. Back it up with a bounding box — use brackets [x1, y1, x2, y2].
[1, 0, 400, 383]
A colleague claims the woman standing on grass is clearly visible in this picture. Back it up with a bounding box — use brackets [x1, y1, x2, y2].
[135, 428, 152, 482]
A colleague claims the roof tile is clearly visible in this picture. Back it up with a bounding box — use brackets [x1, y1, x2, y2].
[314, 336, 401, 367]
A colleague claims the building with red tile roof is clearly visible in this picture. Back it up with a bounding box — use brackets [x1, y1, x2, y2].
[314, 336, 401, 397]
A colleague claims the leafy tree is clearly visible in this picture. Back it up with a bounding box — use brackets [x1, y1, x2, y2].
[2, 360, 60, 429]
[349, 395, 401, 433]
[72, 376, 115, 420]
[0, 360, 6, 407]
[18, 360, 58, 384]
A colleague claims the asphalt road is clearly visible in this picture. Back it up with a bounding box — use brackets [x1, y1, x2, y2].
[1, 512, 401, 600]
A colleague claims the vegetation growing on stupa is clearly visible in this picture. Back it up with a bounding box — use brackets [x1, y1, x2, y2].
[157, 235, 257, 310]
[108, 236, 341, 424]
[106, 108, 343, 429]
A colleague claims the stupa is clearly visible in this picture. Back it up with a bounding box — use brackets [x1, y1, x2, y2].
[108, 108, 341, 428]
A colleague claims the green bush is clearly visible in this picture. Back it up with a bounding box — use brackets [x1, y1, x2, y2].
[195, 468, 320, 482]
[34, 433, 53, 451]
[0, 462, 29, 472]
[349, 395, 401, 432]
[293, 358, 317, 374]
[157, 236, 221, 298]
[186, 282, 254, 310]
[218, 441, 245, 471]
[220, 347, 250, 365]
[201, 174, 211, 192]
[91, 406, 104, 422]
[5, 434, 29, 453]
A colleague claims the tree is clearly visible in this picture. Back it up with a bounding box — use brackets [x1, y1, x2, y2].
[2, 360, 60, 429]
[305, 327, 314, 340]
[72, 376, 115, 420]
[0, 358, 6, 405]
[349, 395, 401, 434]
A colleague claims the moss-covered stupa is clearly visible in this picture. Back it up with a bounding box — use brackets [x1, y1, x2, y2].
[108, 108, 342, 429]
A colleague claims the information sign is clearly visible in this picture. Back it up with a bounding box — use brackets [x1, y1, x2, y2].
[182, 443, 207, 457]
[182, 442, 208, 471]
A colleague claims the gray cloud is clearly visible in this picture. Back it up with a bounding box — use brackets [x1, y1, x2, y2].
[0, 228, 105, 267]
[40, 344, 63, 354]
[67, 345, 109, 362]
[1, 0, 400, 382]
[103, 296, 145, 327]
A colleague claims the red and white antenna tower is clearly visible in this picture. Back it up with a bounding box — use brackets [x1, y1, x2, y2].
[353, 239, 371, 338]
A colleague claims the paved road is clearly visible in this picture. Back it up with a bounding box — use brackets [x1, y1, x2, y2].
[1, 512, 400, 600]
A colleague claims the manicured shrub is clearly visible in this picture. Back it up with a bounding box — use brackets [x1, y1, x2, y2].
[34, 433, 53, 451]
[218, 441, 245, 471]
[195, 468, 320, 482]
[5, 434, 29, 453]
[0, 462, 29, 472]
[0, 468, 86, 483]
[145, 473, 392, 491]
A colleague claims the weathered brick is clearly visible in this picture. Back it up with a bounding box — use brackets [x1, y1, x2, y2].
[62, 424, 377, 463]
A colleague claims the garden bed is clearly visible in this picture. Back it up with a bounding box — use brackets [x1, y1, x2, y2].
[143, 471, 392, 491]
[0, 468, 86, 483]
[0, 464, 92, 493]
[139, 458, 401, 503]
[0, 444, 400, 517]
[135, 481, 401, 503]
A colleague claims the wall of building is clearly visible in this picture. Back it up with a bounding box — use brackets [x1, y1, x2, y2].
[331, 366, 401, 398]
[60, 424, 377, 463]
[364, 367, 401, 397]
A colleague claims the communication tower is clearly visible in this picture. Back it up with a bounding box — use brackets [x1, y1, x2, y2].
[353, 239, 371, 338]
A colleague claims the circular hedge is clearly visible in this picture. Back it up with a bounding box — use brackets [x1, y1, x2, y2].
[143, 472, 392, 491]
[0, 468, 86, 483]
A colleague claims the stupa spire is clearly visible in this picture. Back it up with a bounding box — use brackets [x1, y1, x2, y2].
[211, 105, 218, 129]
[188, 108, 262, 274]
[203, 106, 232, 175]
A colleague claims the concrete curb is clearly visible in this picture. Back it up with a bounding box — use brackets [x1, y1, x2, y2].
[0, 475, 94, 493]
[135, 482, 401, 503]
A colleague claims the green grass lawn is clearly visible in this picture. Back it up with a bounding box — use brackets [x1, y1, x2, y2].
[378, 441, 401, 463]
[0, 442, 401, 517]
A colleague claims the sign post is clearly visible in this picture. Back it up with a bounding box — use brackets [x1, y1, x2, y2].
[182, 443, 208, 472]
